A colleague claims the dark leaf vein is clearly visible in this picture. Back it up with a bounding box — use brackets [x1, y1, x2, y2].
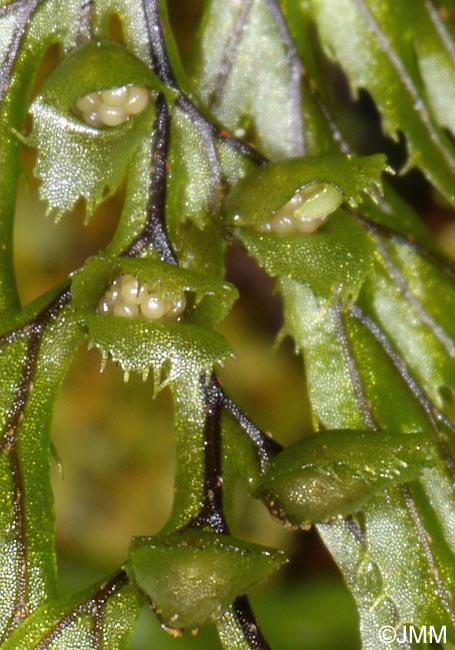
[349, 304, 455, 435]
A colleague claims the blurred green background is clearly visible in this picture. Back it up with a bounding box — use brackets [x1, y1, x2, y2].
[12, 1, 455, 647]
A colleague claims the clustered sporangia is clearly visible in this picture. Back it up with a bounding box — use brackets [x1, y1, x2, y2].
[258, 181, 343, 234]
[97, 274, 187, 321]
[75, 85, 150, 127]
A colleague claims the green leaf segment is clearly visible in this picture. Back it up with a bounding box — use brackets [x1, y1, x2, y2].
[28, 42, 160, 219]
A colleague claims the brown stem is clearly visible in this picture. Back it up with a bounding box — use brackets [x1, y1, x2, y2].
[185, 377, 229, 534]
[124, 93, 177, 264]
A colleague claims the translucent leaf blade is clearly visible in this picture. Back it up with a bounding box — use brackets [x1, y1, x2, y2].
[84, 314, 233, 388]
[0, 293, 82, 641]
[302, 0, 455, 206]
[0, 0, 82, 312]
[28, 42, 159, 220]
[1, 571, 140, 650]
[278, 220, 455, 644]
[189, 0, 305, 159]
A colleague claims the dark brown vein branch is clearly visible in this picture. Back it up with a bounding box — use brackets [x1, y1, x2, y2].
[0, 289, 71, 452]
[352, 210, 455, 279]
[140, 0, 267, 164]
[185, 376, 228, 534]
[402, 483, 455, 627]
[180, 376, 274, 650]
[349, 303, 455, 435]
[265, 0, 304, 155]
[141, 0, 177, 87]
[214, 379, 282, 474]
[124, 93, 177, 264]
[0, 289, 71, 641]
[331, 301, 378, 430]
[231, 595, 272, 650]
[34, 571, 129, 650]
[207, 0, 254, 112]
[361, 218, 455, 360]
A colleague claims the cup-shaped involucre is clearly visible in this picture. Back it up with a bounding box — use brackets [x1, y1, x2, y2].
[256, 430, 435, 528]
[127, 531, 287, 630]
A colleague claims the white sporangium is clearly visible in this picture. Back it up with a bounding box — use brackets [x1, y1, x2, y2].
[259, 182, 343, 234]
[97, 274, 187, 322]
[75, 85, 150, 128]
